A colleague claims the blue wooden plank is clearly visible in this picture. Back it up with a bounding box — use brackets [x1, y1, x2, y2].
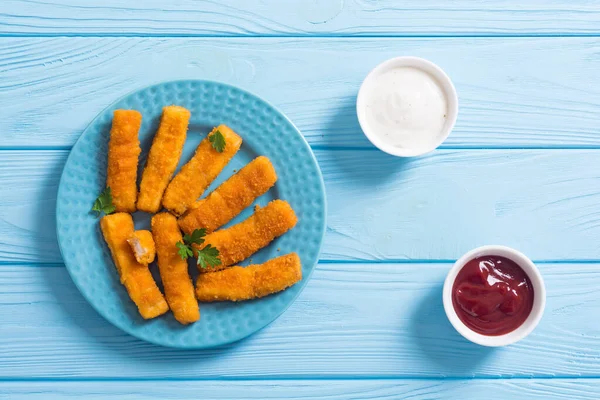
[2, 149, 600, 263]
[1, 379, 599, 399]
[0, 263, 597, 378]
[2, 0, 600, 36]
[2, 38, 600, 148]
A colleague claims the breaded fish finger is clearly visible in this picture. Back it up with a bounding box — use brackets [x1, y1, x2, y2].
[106, 110, 142, 212]
[196, 253, 302, 302]
[163, 125, 242, 215]
[137, 105, 190, 213]
[100, 213, 168, 319]
[127, 230, 156, 265]
[179, 156, 277, 234]
[195, 200, 297, 272]
[152, 213, 199, 324]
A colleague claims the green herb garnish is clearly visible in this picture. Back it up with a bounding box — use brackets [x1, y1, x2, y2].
[176, 242, 194, 260]
[176, 228, 221, 269]
[183, 228, 207, 246]
[196, 244, 222, 269]
[177, 228, 206, 260]
[91, 187, 116, 216]
[209, 129, 226, 153]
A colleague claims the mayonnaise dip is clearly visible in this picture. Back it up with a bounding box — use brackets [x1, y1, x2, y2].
[363, 66, 448, 150]
[357, 57, 457, 157]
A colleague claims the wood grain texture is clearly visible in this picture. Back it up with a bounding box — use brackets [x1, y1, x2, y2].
[3, 0, 600, 393]
[0, 263, 597, 378]
[1, 379, 599, 399]
[2, 37, 600, 148]
[4, 149, 600, 263]
[2, 1, 600, 36]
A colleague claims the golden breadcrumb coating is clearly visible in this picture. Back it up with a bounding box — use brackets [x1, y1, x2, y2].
[106, 110, 142, 212]
[151, 212, 199, 324]
[196, 253, 302, 302]
[179, 156, 277, 234]
[163, 124, 242, 216]
[137, 105, 190, 213]
[127, 230, 156, 265]
[100, 213, 168, 319]
[195, 200, 297, 273]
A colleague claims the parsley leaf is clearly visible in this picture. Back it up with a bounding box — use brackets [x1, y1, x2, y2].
[91, 187, 116, 216]
[183, 228, 207, 246]
[177, 228, 209, 260]
[177, 228, 221, 267]
[176, 241, 194, 260]
[209, 129, 226, 153]
[197, 244, 221, 269]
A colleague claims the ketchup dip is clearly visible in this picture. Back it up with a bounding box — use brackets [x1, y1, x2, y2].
[452, 255, 534, 336]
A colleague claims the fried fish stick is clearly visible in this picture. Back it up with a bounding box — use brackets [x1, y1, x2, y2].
[179, 156, 277, 234]
[127, 230, 156, 265]
[195, 200, 297, 272]
[151, 213, 199, 324]
[137, 105, 191, 213]
[163, 125, 242, 215]
[196, 253, 302, 302]
[100, 213, 168, 319]
[106, 110, 142, 212]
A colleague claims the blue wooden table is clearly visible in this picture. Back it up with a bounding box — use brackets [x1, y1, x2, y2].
[2, 1, 600, 399]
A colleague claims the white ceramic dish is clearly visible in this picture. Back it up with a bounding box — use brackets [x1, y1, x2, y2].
[356, 56, 458, 157]
[443, 245, 546, 347]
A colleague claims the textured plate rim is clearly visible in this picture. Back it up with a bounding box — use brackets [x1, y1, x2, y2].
[56, 79, 327, 349]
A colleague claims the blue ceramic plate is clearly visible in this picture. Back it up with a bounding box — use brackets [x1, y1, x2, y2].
[56, 80, 326, 348]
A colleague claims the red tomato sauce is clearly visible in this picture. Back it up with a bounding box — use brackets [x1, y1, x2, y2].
[452, 256, 534, 336]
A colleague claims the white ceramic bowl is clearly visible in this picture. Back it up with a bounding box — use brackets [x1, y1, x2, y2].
[443, 245, 546, 347]
[356, 56, 458, 157]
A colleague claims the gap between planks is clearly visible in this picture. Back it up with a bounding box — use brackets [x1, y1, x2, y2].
[3, 33, 600, 38]
[0, 376, 599, 382]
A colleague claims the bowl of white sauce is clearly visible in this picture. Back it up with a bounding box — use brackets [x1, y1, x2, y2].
[356, 56, 458, 157]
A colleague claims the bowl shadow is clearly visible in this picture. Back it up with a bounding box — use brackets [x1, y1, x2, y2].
[410, 283, 496, 375]
[320, 95, 415, 187]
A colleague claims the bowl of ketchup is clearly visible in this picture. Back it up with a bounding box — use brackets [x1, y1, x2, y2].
[443, 245, 546, 347]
